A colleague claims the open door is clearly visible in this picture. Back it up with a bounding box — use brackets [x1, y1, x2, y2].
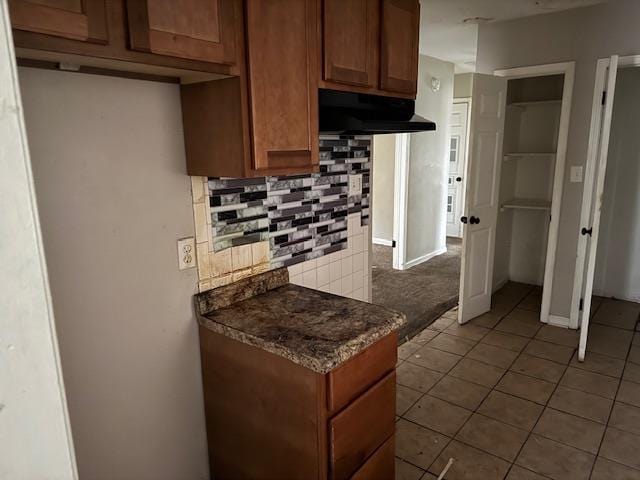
[458, 74, 507, 323]
[577, 55, 619, 361]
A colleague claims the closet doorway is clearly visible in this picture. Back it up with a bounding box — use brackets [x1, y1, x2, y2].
[574, 55, 640, 361]
[458, 63, 574, 325]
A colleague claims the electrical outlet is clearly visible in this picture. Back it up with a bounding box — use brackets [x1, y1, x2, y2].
[348, 174, 362, 196]
[570, 166, 583, 183]
[177, 237, 196, 270]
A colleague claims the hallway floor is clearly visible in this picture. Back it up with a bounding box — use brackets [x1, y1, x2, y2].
[395, 282, 640, 480]
[372, 237, 461, 341]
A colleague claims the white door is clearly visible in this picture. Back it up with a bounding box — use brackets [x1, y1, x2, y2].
[446, 101, 470, 237]
[458, 74, 507, 323]
[577, 55, 619, 361]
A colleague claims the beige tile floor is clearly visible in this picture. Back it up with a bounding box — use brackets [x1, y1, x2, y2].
[395, 282, 640, 480]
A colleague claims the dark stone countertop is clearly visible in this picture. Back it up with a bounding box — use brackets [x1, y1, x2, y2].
[195, 268, 405, 373]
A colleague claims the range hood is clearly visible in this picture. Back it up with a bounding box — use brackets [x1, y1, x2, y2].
[319, 88, 436, 135]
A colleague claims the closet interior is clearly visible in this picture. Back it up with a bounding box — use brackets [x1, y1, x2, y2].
[493, 74, 564, 291]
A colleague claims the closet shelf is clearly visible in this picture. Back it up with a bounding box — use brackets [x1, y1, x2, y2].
[507, 99, 562, 108]
[501, 199, 551, 212]
[504, 152, 556, 160]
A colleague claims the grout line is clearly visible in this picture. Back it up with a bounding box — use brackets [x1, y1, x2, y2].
[586, 352, 628, 478]
[396, 287, 640, 478]
[423, 290, 535, 476]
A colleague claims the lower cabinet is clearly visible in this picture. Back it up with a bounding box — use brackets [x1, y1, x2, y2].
[329, 372, 396, 479]
[350, 437, 395, 480]
[198, 328, 398, 479]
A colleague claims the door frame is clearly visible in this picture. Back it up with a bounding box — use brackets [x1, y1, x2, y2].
[371, 132, 411, 271]
[569, 54, 640, 329]
[494, 61, 575, 326]
[448, 98, 472, 238]
[392, 133, 410, 270]
[0, 2, 78, 476]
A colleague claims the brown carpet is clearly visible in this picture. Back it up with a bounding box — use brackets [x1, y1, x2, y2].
[372, 238, 461, 341]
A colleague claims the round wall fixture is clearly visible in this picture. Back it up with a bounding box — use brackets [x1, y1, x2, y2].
[430, 76, 441, 92]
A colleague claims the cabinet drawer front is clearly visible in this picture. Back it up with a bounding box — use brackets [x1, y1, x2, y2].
[329, 371, 396, 480]
[327, 333, 397, 414]
[350, 436, 395, 480]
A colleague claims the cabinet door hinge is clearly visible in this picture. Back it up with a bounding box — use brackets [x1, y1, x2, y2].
[391, 240, 397, 248]
[602, 90, 607, 105]
[579, 298, 584, 311]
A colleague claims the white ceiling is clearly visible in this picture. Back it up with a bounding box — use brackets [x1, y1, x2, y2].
[419, 0, 608, 73]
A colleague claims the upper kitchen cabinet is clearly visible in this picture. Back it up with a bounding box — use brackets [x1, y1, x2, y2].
[8, 0, 108, 44]
[10, 0, 237, 79]
[321, 0, 379, 89]
[319, 0, 419, 98]
[246, 0, 319, 174]
[181, 0, 319, 177]
[380, 0, 420, 95]
[126, 0, 237, 65]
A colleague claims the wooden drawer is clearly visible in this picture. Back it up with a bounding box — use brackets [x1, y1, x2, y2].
[350, 436, 395, 480]
[327, 333, 397, 414]
[329, 371, 396, 480]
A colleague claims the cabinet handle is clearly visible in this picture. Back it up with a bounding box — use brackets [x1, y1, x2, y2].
[460, 216, 468, 224]
[581, 227, 593, 236]
[470, 216, 480, 225]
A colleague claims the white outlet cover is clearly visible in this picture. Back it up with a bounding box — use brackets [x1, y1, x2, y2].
[348, 174, 362, 196]
[177, 237, 196, 270]
[570, 166, 583, 183]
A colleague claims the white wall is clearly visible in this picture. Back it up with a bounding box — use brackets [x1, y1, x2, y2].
[454, 73, 473, 98]
[476, 0, 640, 317]
[0, 5, 77, 477]
[19, 68, 209, 479]
[593, 67, 640, 302]
[372, 134, 396, 243]
[405, 55, 454, 265]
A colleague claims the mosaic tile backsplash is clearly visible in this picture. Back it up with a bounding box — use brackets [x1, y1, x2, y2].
[208, 135, 371, 268]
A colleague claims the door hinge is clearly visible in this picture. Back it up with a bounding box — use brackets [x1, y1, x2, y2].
[579, 298, 584, 311]
[602, 90, 607, 105]
[391, 240, 397, 248]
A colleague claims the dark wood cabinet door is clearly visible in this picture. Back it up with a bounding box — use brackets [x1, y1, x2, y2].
[322, 0, 379, 89]
[126, 0, 237, 64]
[380, 0, 419, 95]
[8, 0, 108, 43]
[246, 0, 319, 175]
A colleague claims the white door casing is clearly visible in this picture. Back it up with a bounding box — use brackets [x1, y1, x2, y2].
[577, 55, 619, 361]
[494, 62, 575, 327]
[0, 2, 78, 477]
[458, 74, 507, 323]
[447, 101, 470, 238]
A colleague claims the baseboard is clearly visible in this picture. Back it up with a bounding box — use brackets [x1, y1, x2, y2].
[402, 247, 447, 270]
[492, 277, 509, 294]
[592, 289, 640, 303]
[372, 237, 394, 247]
[547, 314, 570, 328]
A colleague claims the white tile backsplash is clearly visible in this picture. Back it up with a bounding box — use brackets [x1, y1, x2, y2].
[287, 212, 372, 302]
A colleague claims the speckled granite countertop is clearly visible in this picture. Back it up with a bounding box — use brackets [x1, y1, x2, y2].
[195, 268, 405, 373]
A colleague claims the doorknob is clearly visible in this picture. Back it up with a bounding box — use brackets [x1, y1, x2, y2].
[460, 216, 468, 224]
[470, 216, 480, 225]
[456, 177, 462, 182]
[581, 227, 593, 236]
